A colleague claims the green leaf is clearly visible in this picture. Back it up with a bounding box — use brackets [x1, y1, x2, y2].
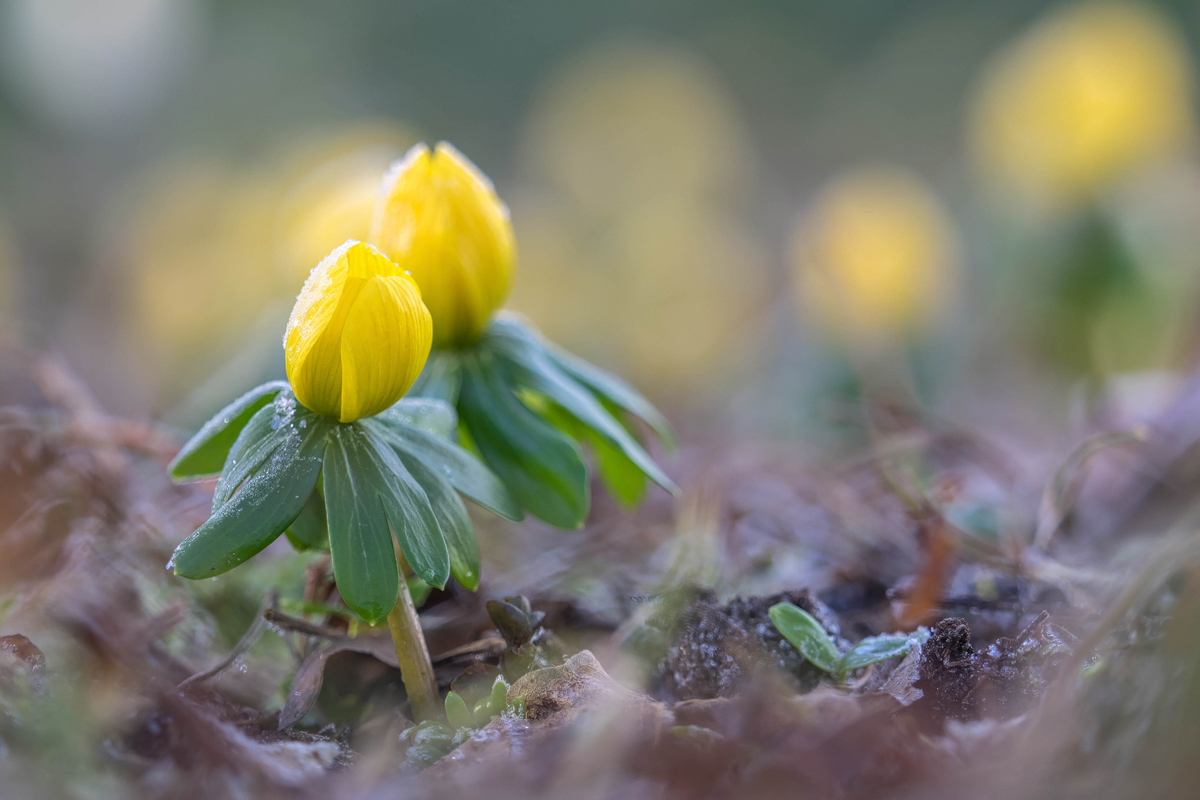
[170, 410, 329, 579]
[594, 436, 649, 508]
[485, 326, 676, 495]
[543, 403, 647, 508]
[322, 427, 400, 624]
[383, 398, 458, 439]
[839, 630, 927, 673]
[285, 477, 328, 551]
[458, 358, 589, 529]
[444, 691, 474, 730]
[329, 423, 451, 592]
[768, 602, 840, 675]
[365, 416, 524, 523]
[396, 449, 480, 591]
[211, 403, 284, 511]
[407, 576, 433, 607]
[169, 381, 288, 479]
[368, 432, 452, 590]
[483, 319, 673, 450]
[410, 351, 463, 405]
[472, 695, 493, 722]
[488, 676, 509, 717]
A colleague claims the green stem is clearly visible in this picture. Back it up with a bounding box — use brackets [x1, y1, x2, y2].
[386, 568, 440, 721]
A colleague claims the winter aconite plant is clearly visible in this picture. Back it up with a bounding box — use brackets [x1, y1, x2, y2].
[167, 142, 676, 723]
[370, 142, 677, 527]
[169, 240, 523, 720]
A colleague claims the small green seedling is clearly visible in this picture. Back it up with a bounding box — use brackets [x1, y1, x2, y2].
[402, 676, 523, 769]
[444, 675, 512, 731]
[769, 602, 928, 684]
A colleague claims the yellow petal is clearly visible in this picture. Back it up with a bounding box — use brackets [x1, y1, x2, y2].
[370, 142, 516, 346]
[285, 240, 419, 419]
[286, 241, 358, 418]
[338, 273, 432, 422]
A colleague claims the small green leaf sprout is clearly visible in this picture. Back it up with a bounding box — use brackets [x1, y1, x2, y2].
[769, 602, 929, 684]
[401, 676, 523, 769]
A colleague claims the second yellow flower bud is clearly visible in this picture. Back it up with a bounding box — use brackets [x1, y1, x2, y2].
[370, 142, 516, 347]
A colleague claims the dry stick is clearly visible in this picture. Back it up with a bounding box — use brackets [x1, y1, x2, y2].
[386, 549, 440, 721]
[177, 591, 277, 690]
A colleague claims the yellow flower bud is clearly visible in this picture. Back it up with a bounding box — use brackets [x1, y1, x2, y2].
[792, 167, 957, 346]
[971, 2, 1194, 210]
[370, 142, 516, 346]
[285, 240, 432, 422]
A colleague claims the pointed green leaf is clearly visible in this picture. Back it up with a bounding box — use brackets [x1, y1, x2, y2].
[549, 347, 676, 450]
[212, 402, 284, 511]
[169, 381, 289, 479]
[410, 351, 463, 405]
[364, 417, 524, 523]
[488, 676, 509, 717]
[543, 403, 647, 508]
[285, 476, 328, 551]
[488, 320, 675, 449]
[487, 329, 675, 495]
[379, 398, 458, 439]
[444, 691, 474, 730]
[397, 450, 480, 591]
[840, 630, 927, 673]
[368, 432, 451, 590]
[407, 575, 433, 607]
[322, 427, 399, 624]
[170, 411, 328, 579]
[459, 359, 589, 529]
[594, 435, 649, 508]
[768, 602, 840, 675]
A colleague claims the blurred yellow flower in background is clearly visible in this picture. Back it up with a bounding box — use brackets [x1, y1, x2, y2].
[971, 2, 1194, 211]
[792, 167, 958, 347]
[522, 43, 754, 218]
[370, 142, 515, 347]
[274, 123, 416, 285]
[118, 123, 412, 400]
[513, 43, 767, 399]
[285, 240, 431, 422]
[122, 160, 279, 382]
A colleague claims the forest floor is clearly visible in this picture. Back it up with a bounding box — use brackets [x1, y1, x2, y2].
[1, 348, 1199, 800]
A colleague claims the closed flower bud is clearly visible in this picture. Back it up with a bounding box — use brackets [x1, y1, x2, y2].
[370, 142, 516, 346]
[285, 240, 432, 422]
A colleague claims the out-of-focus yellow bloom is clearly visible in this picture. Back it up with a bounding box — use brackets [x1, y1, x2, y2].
[274, 123, 414, 283]
[522, 43, 754, 216]
[118, 123, 414, 400]
[285, 240, 431, 422]
[509, 195, 769, 397]
[793, 167, 957, 345]
[972, 2, 1194, 209]
[123, 161, 279, 381]
[370, 142, 515, 347]
[511, 43, 767, 398]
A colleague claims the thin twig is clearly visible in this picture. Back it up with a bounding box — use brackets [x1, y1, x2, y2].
[262, 608, 345, 639]
[177, 591, 277, 690]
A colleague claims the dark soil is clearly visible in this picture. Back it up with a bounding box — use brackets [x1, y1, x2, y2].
[658, 589, 840, 701]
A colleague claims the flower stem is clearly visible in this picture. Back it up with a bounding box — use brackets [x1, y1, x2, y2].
[386, 572, 440, 721]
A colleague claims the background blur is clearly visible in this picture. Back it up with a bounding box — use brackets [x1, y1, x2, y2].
[3, 0, 1200, 452]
